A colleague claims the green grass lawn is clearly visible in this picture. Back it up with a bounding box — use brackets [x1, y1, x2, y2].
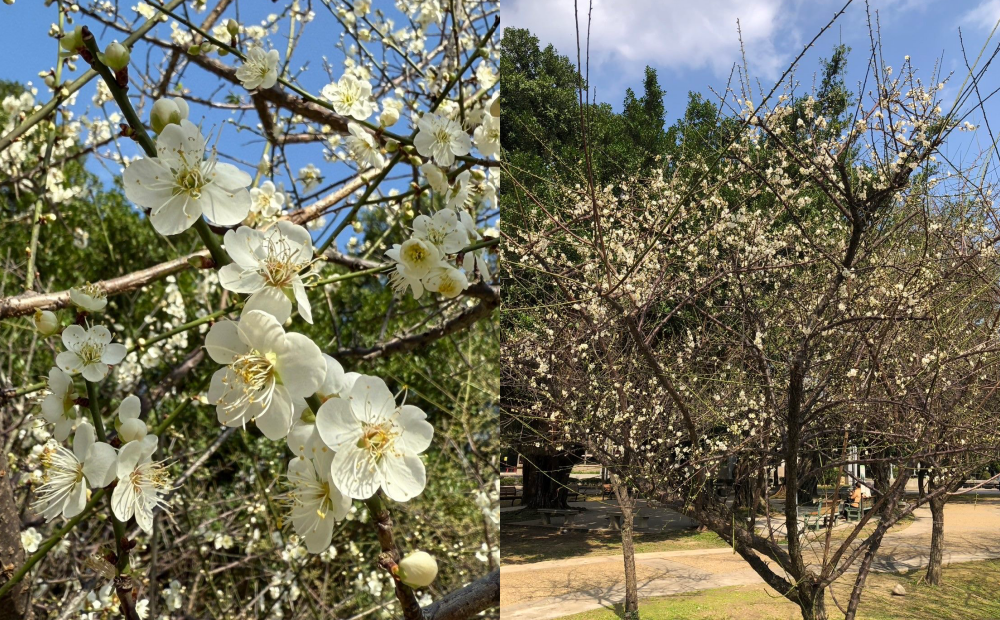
[560, 559, 1000, 620]
[501, 525, 729, 565]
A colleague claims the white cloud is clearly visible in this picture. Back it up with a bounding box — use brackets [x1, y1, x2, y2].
[961, 0, 1000, 30]
[503, 0, 792, 78]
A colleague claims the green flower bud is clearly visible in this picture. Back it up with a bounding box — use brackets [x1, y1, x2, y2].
[396, 551, 438, 588]
[187, 44, 201, 56]
[59, 26, 84, 53]
[226, 19, 240, 37]
[103, 41, 130, 71]
[150, 97, 189, 134]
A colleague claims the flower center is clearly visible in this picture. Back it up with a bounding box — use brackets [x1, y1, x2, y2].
[434, 128, 453, 147]
[220, 351, 277, 413]
[259, 237, 308, 287]
[437, 274, 462, 297]
[175, 167, 207, 198]
[357, 421, 399, 461]
[79, 282, 106, 300]
[402, 242, 432, 266]
[77, 341, 104, 365]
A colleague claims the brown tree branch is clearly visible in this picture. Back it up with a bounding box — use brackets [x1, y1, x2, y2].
[421, 570, 498, 620]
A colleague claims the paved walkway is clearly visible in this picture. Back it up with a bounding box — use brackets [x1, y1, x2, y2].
[500, 500, 1000, 619]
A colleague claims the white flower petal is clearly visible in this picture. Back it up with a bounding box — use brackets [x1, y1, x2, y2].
[83, 442, 119, 489]
[380, 454, 426, 502]
[349, 375, 396, 424]
[315, 397, 361, 450]
[205, 320, 248, 364]
[275, 333, 325, 396]
[397, 405, 433, 455]
[244, 287, 293, 324]
[255, 385, 294, 440]
[330, 447, 380, 500]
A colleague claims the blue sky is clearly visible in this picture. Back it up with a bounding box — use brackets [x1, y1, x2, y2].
[0, 0, 428, 250]
[504, 0, 1000, 169]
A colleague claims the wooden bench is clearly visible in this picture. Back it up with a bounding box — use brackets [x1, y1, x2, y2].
[500, 485, 522, 507]
[537, 509, 580, 527]
[604, 512, 651, 531]
[797, 500, 843, 531]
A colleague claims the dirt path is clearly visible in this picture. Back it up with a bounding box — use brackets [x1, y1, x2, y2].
[500, 501, 1000, 619]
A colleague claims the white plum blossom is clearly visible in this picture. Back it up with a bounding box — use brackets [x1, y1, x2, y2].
[206, 310, 325, 439]
[41, 367, 78, 441]
[111, 435, 168, 534]
[424, 265, 469, 298]
[286, 451, 352, 553]
[20, 528, 42, 554]
[287, 355, 359, 458]
[219, 221, 317, 324]
[69, 283, 107, 312]
[385, 238, 442, 299]
[345, 122, 385, 170]
[298, 163, 322, 191]
[459, 210, 492, 280]
[34, 422, 118, 521]
[115, 394, 148, 443]
[378, 97, 403, 127]
[412, 208, 467, 254]
[473, 112, 499, 158]
[420, 162, 449, 194]
[315, 375, 433, 501]
[445, 170, 472, 210]
[236, 47, 280, 90]
[161, 580, 185, 610]
[123, 120, 252, 235]
[56, 324, 128, 382]
[321, 75, 375, 120]
[414, 112, 471, 167]
[249, 180, 286, 218]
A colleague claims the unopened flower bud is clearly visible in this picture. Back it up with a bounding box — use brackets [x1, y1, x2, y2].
[200, 41, 214, 54]
[217, 47, 229, 57]
[187, 44, 201, 56]
[44, 74, 56, 88]
[385, 139, 399, 152]
[60, 26, 84, 53]
[150, 97, 189, 134]
[408, 156, 423, 167]
[119, 418, 148, 443]
[379, 106, 400, 128]
[103, 41, 130, 71]
[397, 551, 438, 588]
[226, 19, 240, 37]
[33, 310, 59, 336]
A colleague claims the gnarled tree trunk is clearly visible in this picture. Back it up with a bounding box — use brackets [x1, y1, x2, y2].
[521, 452, 577, 509]
[0, 469, 31, 620]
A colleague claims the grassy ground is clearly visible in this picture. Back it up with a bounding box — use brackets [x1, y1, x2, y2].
[559, 559, 1000, 620]
[501, 525, 729, 565]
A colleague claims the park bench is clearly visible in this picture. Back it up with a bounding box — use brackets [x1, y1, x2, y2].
[601, 483, 615, 501]
[537, 508, 581, 527]
[604, 511, 651, 531]
[797, 499, 842, 531]
[961, 479, 999, 490]
[500, 485, 522, 507]
[845, 497, 873, 522]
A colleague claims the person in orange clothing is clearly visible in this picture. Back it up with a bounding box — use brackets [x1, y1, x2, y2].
[849, 481, 863, 508]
